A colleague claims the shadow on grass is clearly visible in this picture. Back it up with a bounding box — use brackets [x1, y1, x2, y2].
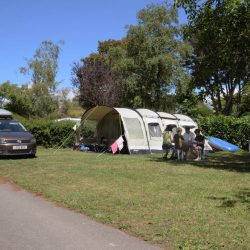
[207, 188, 250, 210]
[153, 151, 250, 173]
[191, 151, 250, 172]
[0, 155, 37, 160]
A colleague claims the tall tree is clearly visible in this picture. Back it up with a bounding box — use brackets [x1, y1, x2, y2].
[20, 40, 63, 90]
[72, 57, 125, 108]
[176, 0, 250, 115]
[19, 40, 63, 117]
[30, 83, 58, 117]
[124, 3, 191, 109]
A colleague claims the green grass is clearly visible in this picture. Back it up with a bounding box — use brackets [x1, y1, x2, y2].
[0, 148, 249, 249]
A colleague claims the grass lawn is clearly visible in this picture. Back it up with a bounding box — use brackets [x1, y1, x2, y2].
[0, 148, 249, 249]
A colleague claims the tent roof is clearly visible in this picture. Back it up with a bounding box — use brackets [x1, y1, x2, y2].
[82, 106, 143, 122]
[82, 106, 114, 122]
[136, 109, 160, 118]
[173, 114, 197, 128]
[115, 108, 143, 119]
[173, 114, 194, 122]
[157, 112, 178, 120]
[82, 107, 197, 123]
[81, 106, 197, 128]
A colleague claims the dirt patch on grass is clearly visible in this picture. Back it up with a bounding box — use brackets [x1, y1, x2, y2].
[0, 178, 23, 191]
[0, 178, 9, 184]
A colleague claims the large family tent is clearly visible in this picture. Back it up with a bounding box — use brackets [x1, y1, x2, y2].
[136, 109, 164, 153]
[79, 106, 201, 154]
[81, 106, 150, 154]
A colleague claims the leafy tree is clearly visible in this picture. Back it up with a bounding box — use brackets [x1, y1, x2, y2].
[20, 40, 64, 90]
[175, 0, 250, 115]
[30, 83, 58, 117]
[97, 39, 132, 78]
[124, 3, 191, 109]
[0, 82, 10, 107]
[237, 84, 250, 116]
[65, 98, 84, 118]
[59, 88, 71, 115]
[0, 81, 33, 117]
[98, 39, 127, 55]
[18, 40, 64, 117]
[72, 57, 125, 108]
[0, 81, 59, 118]
[54, 88, 75, 116]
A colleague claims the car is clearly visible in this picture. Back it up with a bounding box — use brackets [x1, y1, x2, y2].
[0, 109, 36, 157]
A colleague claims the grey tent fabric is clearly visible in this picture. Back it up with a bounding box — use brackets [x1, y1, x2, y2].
[80, 106, 198, 154]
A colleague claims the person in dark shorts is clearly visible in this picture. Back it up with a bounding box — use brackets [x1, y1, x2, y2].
[194, 129, 205, 160]
[162, 125, 175, 159]
[173, 127, 185, 160]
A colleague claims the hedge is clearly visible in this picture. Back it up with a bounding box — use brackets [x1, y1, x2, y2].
[22, 119, 76, 148]
[196, 115, 250, 150]
[22, 119, 96, 148]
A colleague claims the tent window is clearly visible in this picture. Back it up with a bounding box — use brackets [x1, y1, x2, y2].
[123, 118, 144, 139]
[148, 123, 161, 137]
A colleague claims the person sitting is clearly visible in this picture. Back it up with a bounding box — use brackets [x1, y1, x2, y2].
[194, 129, 205, 160]
[173, 127, 185, 161]
[183, 126, 196, 160]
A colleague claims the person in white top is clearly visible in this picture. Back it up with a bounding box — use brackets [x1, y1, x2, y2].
[182, 126, 196, 159]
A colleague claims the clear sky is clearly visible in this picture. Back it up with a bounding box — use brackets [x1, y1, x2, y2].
[0, 0, 186, 90]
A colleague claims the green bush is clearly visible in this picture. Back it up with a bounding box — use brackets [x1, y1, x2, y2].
[196, 115, 250, 150]
[20, 119, 96, 148]
[22, 119, 75, 148]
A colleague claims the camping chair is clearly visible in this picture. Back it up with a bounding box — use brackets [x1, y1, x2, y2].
[95, 137, 109, 153]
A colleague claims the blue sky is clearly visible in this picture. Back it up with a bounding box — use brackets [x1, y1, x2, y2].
[0, 0, 186, 90]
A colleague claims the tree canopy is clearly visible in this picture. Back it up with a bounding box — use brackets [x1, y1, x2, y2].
[0, 82, 32, 117]
[72, 57, 125, 108]
[20, 40, 64, 90]
[124, 3, 188, 109]
[176, 0, 250, 116]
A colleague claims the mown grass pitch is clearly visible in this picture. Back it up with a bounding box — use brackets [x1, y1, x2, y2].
[0, 148, 249, 249]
